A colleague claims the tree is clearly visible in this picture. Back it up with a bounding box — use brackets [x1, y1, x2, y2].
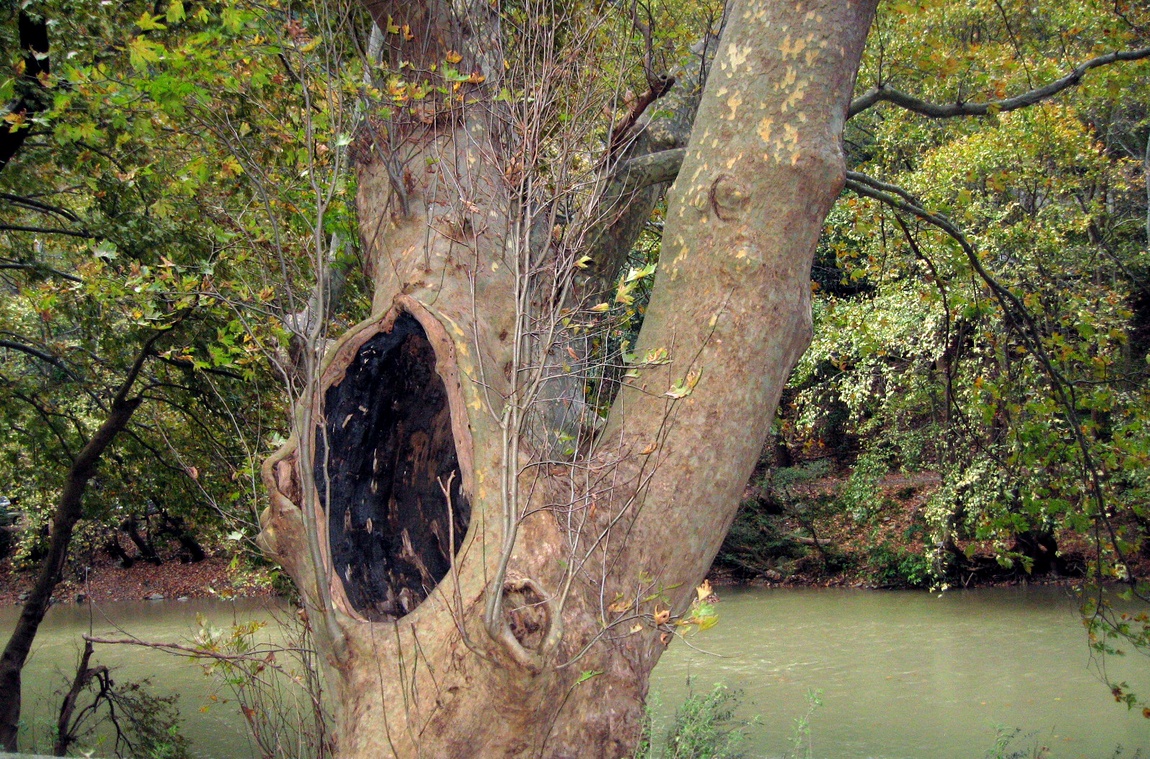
[0, 0, 341, 747]
[258, 0, 877, 755]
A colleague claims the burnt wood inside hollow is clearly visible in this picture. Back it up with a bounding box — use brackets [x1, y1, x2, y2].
[317, 313, 470, 620]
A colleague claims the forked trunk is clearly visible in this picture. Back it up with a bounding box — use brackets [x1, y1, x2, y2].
[259, 1, 877, 755]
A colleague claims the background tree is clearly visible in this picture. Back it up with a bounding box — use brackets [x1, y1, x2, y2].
[0, 0, 367, 748]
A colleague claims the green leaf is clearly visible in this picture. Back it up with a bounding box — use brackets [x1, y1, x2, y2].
[575, 670, 603, 685]
[166, 0, 186, 23]
[665, 368, 701, 399]
[135, 12, 167, 31]
[128, 37, 163, 69]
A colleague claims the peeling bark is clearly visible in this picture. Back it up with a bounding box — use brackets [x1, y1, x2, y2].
[260, 2, 878, 756]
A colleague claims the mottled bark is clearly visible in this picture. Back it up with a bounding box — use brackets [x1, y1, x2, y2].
[260, 2, 877, 756]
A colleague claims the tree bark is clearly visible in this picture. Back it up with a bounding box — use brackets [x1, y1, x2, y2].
[122, 515, 162, 565]
[0, 10, 51, 173]
[161, 514, 207, 563]
[260, 1, 877, 756]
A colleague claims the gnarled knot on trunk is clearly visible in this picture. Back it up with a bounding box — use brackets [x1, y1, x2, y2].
[709, 174, 750, 221]
[502, 580, 551, 650]
[485, 576, 563, 673]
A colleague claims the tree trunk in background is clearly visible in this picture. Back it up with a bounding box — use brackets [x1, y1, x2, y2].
[0, 394, 143, 750]
[259, 1, 877, 756]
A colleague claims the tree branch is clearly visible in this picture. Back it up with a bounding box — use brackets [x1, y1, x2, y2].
[0, 223, 93, 239]
[0, 10, 50, 173]
[848, 45, 1150, 119]
[153, 354, 244, 380]
[0, 339, 81, 381]
[610, 148, 686, 193]
[0, 193, 80, 223]
[0, 261, 82, 282]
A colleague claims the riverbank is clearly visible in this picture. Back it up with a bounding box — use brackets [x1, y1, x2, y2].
[0, 464, 1115, 607]
[0, 555, 278, 607]
[7, 585, 1144, 759]
[712, 467, 1123, 591]
[0, 548, 1080, 611]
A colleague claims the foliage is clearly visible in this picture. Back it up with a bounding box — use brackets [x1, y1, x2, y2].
[637, 683, 747, 759]
[49, 647, 192, 759]
[718, 462, 853, 581]
[91, 679, 192, 759]
[785, 688, 823, 759]
[0, 0, 372, 565]
[864, 540, 933, 588]
[193, 610, 333, 758]
[777, 0, 1150, 706]
[982, 727, 1051, 759]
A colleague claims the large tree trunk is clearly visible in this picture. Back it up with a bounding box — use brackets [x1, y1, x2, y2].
[259, 1, 877, 756]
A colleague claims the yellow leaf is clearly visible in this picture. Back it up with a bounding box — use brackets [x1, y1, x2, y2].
[589, 303, 610, 313]
[135, 11, 167, 31]
[696, 579, 712, 602]
[615, 279, 636, 304]
[445, 50, 463, 64]
[665, 368, 701, 399]
[640, 441, 657, 455]
[607, 593, 630, 614]
[653, 606, 671, 626]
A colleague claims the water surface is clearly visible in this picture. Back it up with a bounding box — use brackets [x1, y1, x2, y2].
[650, 586, 1150, 758]
[7, 586, 1149, 757]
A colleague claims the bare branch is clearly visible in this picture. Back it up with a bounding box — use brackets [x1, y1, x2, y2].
[849, 45, 1150, 119]
[0, 261, 82, 282]
[0, 193, 81, 223]
[0, 223, 94, 239]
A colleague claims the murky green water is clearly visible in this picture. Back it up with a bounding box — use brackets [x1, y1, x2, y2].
[6, 586, 1149, 757]
[650, 586, 1150, 758]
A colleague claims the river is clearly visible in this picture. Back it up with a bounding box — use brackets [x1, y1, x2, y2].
[7, 586, 1149, 757]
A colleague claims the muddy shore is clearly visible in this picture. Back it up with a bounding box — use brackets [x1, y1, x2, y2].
[0, 556, 278, 607]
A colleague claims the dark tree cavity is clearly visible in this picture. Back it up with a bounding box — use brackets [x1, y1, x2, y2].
[317, 312, 470, 621]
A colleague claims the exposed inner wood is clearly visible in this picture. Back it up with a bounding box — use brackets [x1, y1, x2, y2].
[317, 312, 470, 620]
[502, 581, 549, 651]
